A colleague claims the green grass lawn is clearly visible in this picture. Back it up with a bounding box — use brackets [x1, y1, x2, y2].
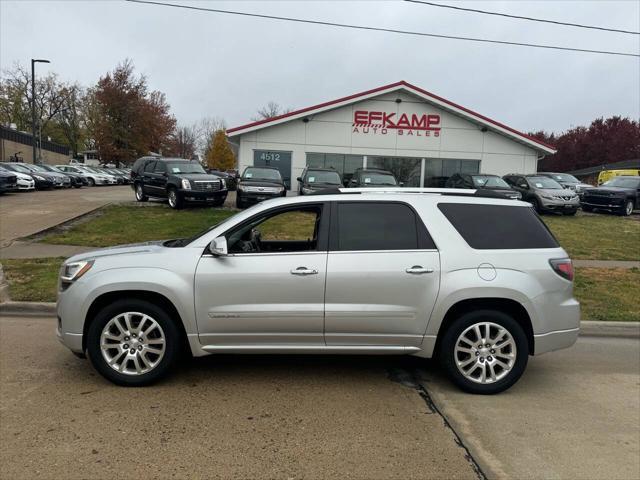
[2, 257, 64, 302]
[574, 267, 640, 322]
[542, 213, 639, 261]
[40, 205, 236, 247]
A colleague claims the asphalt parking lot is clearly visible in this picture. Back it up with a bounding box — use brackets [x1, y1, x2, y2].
[1, 316, 638, 480]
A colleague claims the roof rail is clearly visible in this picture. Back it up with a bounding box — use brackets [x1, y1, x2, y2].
[309, 187, 513, 199]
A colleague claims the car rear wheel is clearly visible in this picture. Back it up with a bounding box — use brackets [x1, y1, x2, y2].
[135, 184, 148, 202]
[440, 310, 529, 394]
[86, 299, 180, 386]
[167, 188, 183, 209]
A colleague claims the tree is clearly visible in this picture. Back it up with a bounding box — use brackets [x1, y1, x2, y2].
[168, 124, 198, 159]
[252, 101, 291, 121]
[206, 129, 235, 171]
[198, 116, 226, 157]
[531, 116, 640, 172]
[89, 60, 176, 166]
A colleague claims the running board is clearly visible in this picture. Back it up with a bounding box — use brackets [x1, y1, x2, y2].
[200, 345, 421, 355]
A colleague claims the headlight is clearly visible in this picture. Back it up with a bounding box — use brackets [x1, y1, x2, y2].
[302, 187, 314, 194]
[60, 260, 93, 283]
[541, 194, 554, 200]
[220, 179, 226, 189]
[181, 178, 191, 190]
[237, 183, 244, 191]
[277, 186, 285, 193]
[34, 175, 45, 181]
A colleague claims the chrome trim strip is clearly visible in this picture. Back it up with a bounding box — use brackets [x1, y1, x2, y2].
[201, 345, 421, 353]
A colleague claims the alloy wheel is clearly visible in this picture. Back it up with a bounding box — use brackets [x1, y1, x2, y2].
[454, 322, 517, 384]
[136, 185, 144, 200]
[168, 190, 177, 208]
[100, 312, 166, 376]
[625, 201, 633, 216]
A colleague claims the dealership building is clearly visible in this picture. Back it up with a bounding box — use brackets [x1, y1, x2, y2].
[227, 81, 555, 191]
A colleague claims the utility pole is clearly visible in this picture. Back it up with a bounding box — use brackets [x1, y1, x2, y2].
[31, 58, 50, 164]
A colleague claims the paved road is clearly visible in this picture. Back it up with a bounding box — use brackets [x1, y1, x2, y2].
[0, 316, 479, 480]
[419, 336, 640, 480]
[0, 186, 133, 247]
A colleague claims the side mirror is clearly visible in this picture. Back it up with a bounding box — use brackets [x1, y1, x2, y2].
[296, 176, 302, 182]
[209, 236, 228, 256]
[399, 182, 404, 187]
[519, 183, 528, 189]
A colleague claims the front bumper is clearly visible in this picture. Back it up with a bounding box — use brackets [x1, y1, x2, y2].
[17, 180, 35, 190]
[581, 198, 625, 210]
[238, 191, 285, 204]
[181, 189, 228, 203]
[540, 198, 580, 211]
[56, 319, 84, 354]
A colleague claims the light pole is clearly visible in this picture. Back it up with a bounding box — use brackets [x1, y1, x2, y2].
[31, 58, 50, 164]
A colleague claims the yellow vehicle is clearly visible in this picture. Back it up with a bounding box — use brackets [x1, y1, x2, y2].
[598, 169, 640, 185]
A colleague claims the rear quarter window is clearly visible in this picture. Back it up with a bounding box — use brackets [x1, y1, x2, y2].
[438, 203, 559, 249]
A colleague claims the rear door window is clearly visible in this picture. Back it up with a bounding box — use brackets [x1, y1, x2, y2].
[438, 203, 559, 249]
[335, 202, 435, 251]
[144, 161, 156, 172]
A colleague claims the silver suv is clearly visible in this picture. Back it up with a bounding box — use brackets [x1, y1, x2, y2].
[57, 188, 580, 394]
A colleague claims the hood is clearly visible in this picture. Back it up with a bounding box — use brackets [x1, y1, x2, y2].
[538, 188, 576, 196]
[239, 179, 284, 188]
[65, 240, 165, 263]
[586, 186, 636, 195]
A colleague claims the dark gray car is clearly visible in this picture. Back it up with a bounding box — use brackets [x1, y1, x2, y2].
[503, 174, 579, 215]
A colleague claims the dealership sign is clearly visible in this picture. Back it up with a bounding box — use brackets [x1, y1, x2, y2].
[352, 110, 441, 137]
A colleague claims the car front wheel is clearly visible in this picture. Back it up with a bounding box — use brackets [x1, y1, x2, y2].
[135, 184, 148, 202]
[440, 310, 529, 394]
[620, 200, 634, 216]
[87, 177, 95, 187]
[86, 299, 180, 386]
[167, 188, 183, 209]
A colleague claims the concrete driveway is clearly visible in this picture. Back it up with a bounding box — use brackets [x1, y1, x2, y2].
[0, 186, 133, 247]
[0, 316, 479, 480]
[419, 336, 640, 480]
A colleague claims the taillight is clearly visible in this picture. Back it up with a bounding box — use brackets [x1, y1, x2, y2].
[549, 258, 574, 281]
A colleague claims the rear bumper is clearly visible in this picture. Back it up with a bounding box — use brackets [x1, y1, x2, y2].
[534, 327, 579, 355]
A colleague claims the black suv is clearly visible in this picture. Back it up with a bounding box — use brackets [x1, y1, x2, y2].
[0, 169, 18, 194]
[297, 167, 342, 195]
[581, 176, 640, 216]
[445, 173, 521, 200]
[131, 157, 227, 209]
[236, 166, 286, 208]
[346, 168, 398, 188]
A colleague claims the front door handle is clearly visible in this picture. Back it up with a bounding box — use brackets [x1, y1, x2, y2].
[291, 267, 318, 276]
[405, 266, 434, 274]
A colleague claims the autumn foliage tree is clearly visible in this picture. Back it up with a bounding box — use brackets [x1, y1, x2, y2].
[88, 60, 176, 166]
[206, 130, 235, 170]
[530, 116, 640, 172]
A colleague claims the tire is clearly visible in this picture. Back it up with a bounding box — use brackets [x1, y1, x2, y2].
[620, 200, 634, 216]
[86, 299, 181, 386]
[235, 194, 244, 209]
[563, 209, 577, 216]
[135, 183, 148, 202]
[87, 177, 95, 187]
[167, 187, 183, 209]
[440, 310, 529, 395]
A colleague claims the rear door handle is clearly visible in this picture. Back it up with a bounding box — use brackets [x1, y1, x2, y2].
[291, 267, 318, 276]
[405, 266, 434, 274]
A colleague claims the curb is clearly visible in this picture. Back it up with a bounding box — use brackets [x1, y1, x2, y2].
[0, 302, 639, 338]
[0, 301, 56, 317]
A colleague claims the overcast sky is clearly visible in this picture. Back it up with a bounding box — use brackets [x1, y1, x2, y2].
[1, 0, 638, 134]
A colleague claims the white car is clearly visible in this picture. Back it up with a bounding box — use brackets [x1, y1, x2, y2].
[56, 165, 117, 186]
[0, 166, 35, 190]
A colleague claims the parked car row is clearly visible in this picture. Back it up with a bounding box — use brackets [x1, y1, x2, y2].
[0, 161, 131, 193]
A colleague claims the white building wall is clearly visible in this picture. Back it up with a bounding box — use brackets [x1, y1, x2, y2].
[235, 92, 541, 191]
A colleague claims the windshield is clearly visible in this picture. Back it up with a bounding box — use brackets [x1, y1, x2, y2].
[37, 165, 56, 172]
[306, 170, 341, 185]
[243, 167, 281, 181]
[4, 164, 33, 173]
[471, 175, 510, 188]
[361, 172, 397, 185]
[166, 162, 206, 174]
[602, 177, 640, 188]
[550, 173, 579, 183]
[529, 177, 563, 189]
